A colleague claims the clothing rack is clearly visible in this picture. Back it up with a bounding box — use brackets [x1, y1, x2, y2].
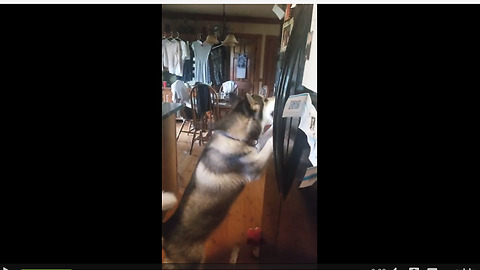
[163, 27, 205, 42]
[163, 30, 228, 86]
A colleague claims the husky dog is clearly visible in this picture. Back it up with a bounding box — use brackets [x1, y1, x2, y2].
[162, 93, 275, 265]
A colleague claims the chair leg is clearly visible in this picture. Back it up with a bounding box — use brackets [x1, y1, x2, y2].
[176, 120, 186, 141]
[187, 122, 194, 135]
[189, 128, 197, 155]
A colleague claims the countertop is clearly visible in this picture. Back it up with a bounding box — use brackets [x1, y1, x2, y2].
[162, 102, 184, 119]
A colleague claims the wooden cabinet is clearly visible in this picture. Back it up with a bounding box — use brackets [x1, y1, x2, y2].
[162, 87, 173, 103]
[162, 103, 183, 221]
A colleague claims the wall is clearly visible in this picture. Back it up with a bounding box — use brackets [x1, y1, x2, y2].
[162, 18, 281, 81]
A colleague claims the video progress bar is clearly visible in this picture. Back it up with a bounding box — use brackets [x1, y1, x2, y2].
[4, 265, 163, 270]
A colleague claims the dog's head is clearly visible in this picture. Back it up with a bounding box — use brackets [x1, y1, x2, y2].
[218, 92, 275, 142]
[259, 95, 275, 129]
[230, 92, 275, 127]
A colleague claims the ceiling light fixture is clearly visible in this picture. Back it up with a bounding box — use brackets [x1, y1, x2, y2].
[204, 34, 218, 45]
[221, 5, 239, 47]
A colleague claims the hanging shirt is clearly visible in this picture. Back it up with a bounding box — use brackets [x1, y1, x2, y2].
[191, 40, 212, 84]
[180, 40, 190, 60]
[171, 39, 183, 77]
[163, 39, 182, 76]
[162, 39, 171, 69]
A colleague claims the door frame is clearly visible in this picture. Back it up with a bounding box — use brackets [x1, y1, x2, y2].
[263, 35, 281, 97]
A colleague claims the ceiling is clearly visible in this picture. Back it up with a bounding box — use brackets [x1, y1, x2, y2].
[162, 4, 280, 20]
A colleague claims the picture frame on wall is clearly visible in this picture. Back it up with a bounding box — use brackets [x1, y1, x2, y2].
[280, 18, 294, 52]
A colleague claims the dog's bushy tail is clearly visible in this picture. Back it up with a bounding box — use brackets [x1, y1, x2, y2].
[162, 191, 177, 211]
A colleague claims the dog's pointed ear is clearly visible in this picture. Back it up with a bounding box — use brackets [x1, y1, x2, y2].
[246, 93, 261, 111]
[260, 94, 270, 104]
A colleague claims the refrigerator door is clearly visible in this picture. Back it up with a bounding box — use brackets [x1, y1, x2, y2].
[273, 4, 316, 199]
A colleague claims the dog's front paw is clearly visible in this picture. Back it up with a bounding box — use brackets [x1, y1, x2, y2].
[256, 126, 273, 151]
[265, 136, 274, 154]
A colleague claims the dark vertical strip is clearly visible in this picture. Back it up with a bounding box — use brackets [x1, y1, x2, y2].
[273, 4, 314, 198]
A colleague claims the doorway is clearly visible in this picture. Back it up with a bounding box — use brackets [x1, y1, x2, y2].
[229, 33, 262, 96]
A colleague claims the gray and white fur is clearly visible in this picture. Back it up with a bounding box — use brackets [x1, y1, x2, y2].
[162, 93, 275, 266]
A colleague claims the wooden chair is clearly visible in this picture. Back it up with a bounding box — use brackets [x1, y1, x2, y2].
[176, 87, 194, 141]
[176, 105, 194, 141]
[188, 84, 220, 155]
[219, 81, 238, 99]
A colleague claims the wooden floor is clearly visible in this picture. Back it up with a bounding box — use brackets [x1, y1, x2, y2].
[163, 120, 267, 264]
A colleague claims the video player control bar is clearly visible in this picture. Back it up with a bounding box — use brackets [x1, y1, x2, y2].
[1, 264, 478, 270]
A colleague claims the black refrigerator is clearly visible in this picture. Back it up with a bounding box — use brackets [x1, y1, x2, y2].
[260, 4, 318, 263]
[273, 4, 317, 199]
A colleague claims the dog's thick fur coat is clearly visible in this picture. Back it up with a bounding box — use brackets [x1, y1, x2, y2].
[162, 93, 275, 265]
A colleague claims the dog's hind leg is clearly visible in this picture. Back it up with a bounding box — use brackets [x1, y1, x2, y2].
[189, 242, 205, 264]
